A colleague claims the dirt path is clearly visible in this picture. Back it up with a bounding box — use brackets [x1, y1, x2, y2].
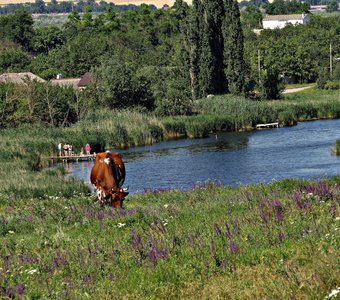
[282, 85, 314, 94]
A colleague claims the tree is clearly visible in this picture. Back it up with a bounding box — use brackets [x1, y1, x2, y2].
[183, 0, 245, 98]
[223, 0, 246, 94]
[201, 0, 226, 95]
[0, 10, 34, 50]
[0, 42, 31, 73]
[326, 0, 339, 12]
[263, 0, 310, 15]
[137, 66, 191, 116]
[259, 69, 284, 99]
[91, 55, 153, 109]
[32, 26, 64, 54]
[82, 6, 94, 27]
[241, 5, 263, 29]
[33, 0, 46, 13]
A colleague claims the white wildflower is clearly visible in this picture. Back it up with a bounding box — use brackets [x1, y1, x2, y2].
[164, 204, 169, 208]
[325, 287, 340, 299]
[117, 223, 126, 228]
[27, 269, 38, 275]
[8, 231, 14, 234]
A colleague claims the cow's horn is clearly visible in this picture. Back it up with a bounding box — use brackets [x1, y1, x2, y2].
[123, 187, 128, 191]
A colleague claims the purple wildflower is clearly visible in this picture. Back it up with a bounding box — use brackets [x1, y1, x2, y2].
[214, 224, 222, 237]
[187, 233, 196, 246]
[16, 284, 25, 297]
[229, 240, 240, 254]
[330, 204, 337, 217]
[278, 231, 285, 242]
[96, 211, 105, 222]
[271, 199, 284, 224]
[130, 229, 142, 251]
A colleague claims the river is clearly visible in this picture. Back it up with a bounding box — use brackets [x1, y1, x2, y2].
[65, 119, 340, 194]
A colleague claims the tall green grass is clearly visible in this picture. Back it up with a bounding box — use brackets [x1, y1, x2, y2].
[333, 139, 340, 155]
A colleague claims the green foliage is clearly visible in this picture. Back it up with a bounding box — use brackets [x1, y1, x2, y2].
[324, 80, 340, 90]
[0, 42, 31, 73]
[262, 0, 310, 15]
[194, 95, 278, 129]
[259, 69, 285, 100]
[0, 81, 85, 129]
[334, 138, 340, 155]
[183, 0, 244, 98]
[240, 5, 263, 29]
[245, 15, 340, 85]
[91, 55, 153, 110]
[326, 0, 339, 12]
[223, 0, 247, 95]
[0, 10, 34, 50]
[31, 26, 64, 54]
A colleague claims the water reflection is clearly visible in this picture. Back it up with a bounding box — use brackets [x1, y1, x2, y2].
[66, 119, 340, 194]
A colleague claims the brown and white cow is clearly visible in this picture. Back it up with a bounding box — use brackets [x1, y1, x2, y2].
[90, 151, 129, 208]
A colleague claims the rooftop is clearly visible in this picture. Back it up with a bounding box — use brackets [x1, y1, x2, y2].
[263, 14, 308, 21]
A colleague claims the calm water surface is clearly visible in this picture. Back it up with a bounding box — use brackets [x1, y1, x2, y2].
[66, 119, 340, 194]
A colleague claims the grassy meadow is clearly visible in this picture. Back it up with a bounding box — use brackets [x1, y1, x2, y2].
[0, 88, 339, 298]
[0, 176, 339, 298]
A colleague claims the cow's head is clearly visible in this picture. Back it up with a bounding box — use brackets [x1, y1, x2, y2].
[110, 187, 129, 208]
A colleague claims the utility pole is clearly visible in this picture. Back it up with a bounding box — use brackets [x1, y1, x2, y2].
[258, 49, 261, 84]
[330, 41, 333, 78]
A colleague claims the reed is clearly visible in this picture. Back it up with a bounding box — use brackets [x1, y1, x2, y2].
[333, 139, 340, 155]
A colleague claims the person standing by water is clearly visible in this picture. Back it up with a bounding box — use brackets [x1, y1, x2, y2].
[63, 143, 69, 156]
[85, 143, 91, 155]
[57, 142, 62, 156]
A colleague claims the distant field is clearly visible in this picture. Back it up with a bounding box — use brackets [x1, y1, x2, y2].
[0, 0, 192, 8]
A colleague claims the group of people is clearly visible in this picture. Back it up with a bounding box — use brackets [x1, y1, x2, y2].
[57, 142, 91, 157]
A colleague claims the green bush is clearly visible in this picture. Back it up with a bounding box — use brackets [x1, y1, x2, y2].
[325, 80, 340, 90]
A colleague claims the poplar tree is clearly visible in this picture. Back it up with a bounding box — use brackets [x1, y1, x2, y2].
[182, 0, 245, 98]
[222, 0, 246, 94]
[187, 0, 202, 99]
[202, 0, 226, 95]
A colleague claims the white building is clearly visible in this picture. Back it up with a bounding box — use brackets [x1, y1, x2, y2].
[262, 14, 310, 29]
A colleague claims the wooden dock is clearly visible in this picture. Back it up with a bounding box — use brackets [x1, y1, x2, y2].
[47, 154, 95, 162]
[256, 122, 279, 130]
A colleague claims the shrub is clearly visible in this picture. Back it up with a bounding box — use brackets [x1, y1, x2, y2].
[324, 80, 340, 90]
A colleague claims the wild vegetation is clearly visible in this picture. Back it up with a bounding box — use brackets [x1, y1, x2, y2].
[334, 139, 340, 155]
[0, 163, 339, 298]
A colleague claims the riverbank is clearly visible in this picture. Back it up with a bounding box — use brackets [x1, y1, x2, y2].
[0, 178, 339, 298]
[65, 88, 340, 151]
[0, 88, 339, 199]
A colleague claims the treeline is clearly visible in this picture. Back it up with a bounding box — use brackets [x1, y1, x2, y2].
[0, 0, 151, 15]
[262, 0, 310, 15]
[0, 2, 339, 129]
